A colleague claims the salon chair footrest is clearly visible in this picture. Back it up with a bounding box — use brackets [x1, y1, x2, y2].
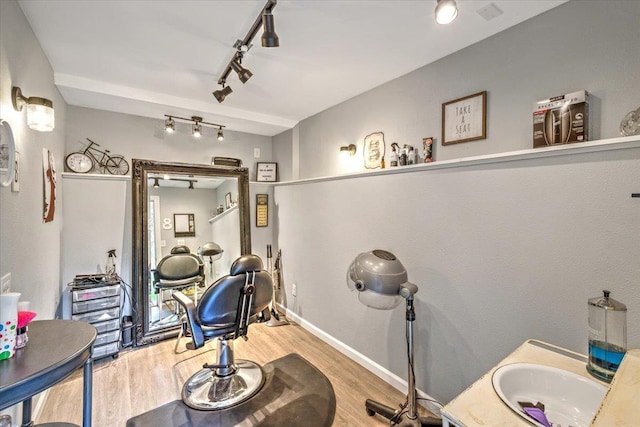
[182, 360, 265, 411]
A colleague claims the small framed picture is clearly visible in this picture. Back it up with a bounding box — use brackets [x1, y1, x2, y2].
[442, 91, 487, 145]
[225, 192, 232, 209]
[256, 194, 268, 227]
[256, 162, 277, 182]
[174, 213, 195, 237]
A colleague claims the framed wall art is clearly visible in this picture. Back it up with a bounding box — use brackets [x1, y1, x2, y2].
[225, 192, 232, 209]
[363, 132, 385, 169]
[256, 194, 268, 227]
[174, 213, 195, 237]
[442, 91, 487, 145]
[256, 162, 277, 182]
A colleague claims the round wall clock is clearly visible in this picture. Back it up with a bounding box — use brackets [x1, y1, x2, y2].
[0, 119, 16, 187]
[65, 152, 94, 173]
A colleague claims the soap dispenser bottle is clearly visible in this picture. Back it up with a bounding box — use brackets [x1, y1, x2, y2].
[587, 290, 627, 382]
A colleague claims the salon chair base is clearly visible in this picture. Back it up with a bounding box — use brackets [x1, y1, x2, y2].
[182, 360, 265, 410]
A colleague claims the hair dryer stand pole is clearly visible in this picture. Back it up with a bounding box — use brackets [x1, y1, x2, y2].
[364, 293, 442, 426]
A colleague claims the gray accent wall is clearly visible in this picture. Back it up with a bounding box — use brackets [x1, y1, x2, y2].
[284, 0, 640, 180]
[272, 0, 640, 404]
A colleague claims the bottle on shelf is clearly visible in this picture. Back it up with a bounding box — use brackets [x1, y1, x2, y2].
[390, 144, 399, 167]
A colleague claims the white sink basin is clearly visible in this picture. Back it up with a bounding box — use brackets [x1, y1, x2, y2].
[492, 363, 607, 427]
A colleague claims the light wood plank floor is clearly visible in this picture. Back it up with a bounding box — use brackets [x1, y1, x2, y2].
[37, 321, 436, 426]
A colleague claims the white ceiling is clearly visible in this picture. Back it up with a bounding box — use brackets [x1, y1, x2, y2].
[18, 0, 566, 137]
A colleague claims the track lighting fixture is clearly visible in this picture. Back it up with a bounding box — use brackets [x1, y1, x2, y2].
[214, 0, 279, 103]
[192, 117, 203, 138]
[163, 115, 226, 140]
[213, 83, 233, 104]
[165, 116, 175, 133]
[217, 127, 225, 142]
[12, 86, 55, 132]
[435, 0, 458, 25]
[261, 9, 279, 48]
[230, 57, 253, 84]
[152, 177, 197, 189]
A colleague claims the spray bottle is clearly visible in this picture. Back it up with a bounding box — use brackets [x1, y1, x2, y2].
[106, 249, 117, 278]
[390, 143, 399, 167]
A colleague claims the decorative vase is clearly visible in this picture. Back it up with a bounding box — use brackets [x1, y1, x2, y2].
[0, 292, 21, 360]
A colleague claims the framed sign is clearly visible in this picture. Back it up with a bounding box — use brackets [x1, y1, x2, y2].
[174, 213, 195, 237]
[256, 162, 277, 182]
[256, 194, 268, 227]
[363, 132, 385, 169]
[225, 192, 232, 209]
[442, 91, 487, 145]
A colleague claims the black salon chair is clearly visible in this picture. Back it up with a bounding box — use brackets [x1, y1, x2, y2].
[172, 254, 273, 410]
[151, 246, 204, 325]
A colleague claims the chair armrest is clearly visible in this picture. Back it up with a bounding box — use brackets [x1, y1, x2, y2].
[172, 291, 205, 349]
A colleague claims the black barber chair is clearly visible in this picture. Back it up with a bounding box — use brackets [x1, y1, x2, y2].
[151, 246, 204, 325]
[172, 254, 272, 410]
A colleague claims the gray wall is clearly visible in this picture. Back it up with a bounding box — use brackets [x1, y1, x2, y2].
[283, 0, 640, 180]
[0, 0, 68, 322]
[0, 0, 68, 421]
[67, 106, 272, 178]
[272, 0, 640, 404]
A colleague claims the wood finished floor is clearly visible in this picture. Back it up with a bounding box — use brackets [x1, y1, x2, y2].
[37, 321, 435, 426]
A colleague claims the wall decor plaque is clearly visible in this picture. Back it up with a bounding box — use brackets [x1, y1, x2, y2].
[442, 91, 487, 145]
[364, 132, 385, 169]
[256, 162, 277, 182]
[256, 194, 268, 227]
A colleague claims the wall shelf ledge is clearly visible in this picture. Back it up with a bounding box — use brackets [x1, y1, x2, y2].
[275, 135, 640, 187]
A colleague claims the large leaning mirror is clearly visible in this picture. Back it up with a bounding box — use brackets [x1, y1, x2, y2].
[132, 159, 251, 346]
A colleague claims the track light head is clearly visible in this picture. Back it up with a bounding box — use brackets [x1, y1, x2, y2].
[213, 84, 233, 103]
[435, 0, 458, 25]
[261, 9, 279, 47]
[230, 59, 253, 84]
[217, 127, 224, 142]
[165, 116, 175, 133]
[188, 181, 194, 190]
[192, 116, 203, 137]
[153, 178, 160, 188]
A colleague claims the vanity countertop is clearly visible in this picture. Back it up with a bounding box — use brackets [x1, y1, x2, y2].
[591, 349, 640, 426]
[440, 339, 608, 427]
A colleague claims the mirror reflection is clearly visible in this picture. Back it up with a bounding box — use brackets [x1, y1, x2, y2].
[132, 160, 251, 346]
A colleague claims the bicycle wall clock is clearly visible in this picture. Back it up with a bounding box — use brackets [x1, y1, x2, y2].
[65, 138, 129, 175]
[0, 119, 16, 187]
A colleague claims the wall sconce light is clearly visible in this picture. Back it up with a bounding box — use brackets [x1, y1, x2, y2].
[164, 115, 225, 140]
[214, 0, 279, 103]
[340, 144, 357, 157]
[12, 86, 55, 132]
[435, 0, 458, 25]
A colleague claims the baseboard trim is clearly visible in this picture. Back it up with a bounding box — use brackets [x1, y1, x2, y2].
[283, 306, 441, 410]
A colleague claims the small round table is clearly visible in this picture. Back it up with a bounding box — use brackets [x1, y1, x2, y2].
[0, 320, 96, 427]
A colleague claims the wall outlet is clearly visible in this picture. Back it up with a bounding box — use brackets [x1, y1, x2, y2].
[292, 283, 297, 297]
[1, 273, 11, 294]
[254, 148, 260, 158]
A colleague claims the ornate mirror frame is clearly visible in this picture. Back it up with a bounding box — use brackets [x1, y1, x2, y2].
[132, 159, 251, 346]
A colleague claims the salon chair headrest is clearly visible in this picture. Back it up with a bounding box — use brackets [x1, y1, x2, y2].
[230, 255, 264, 276]
[171, 245, 191, 254]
